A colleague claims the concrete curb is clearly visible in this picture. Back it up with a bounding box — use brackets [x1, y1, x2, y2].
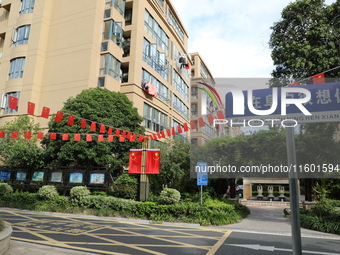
[0, 226, 12, 255]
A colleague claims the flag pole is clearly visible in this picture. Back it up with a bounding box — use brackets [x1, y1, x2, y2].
[139, 139, 150, 201]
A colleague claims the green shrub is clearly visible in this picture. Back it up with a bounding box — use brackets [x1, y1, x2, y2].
[0, 183, 13, 195]
[70, 186, 91, 206]
[38, 185, 59, 200]
[0, 216, 5, 232]
[110, 174, 138, 200]
[160, 188, 181, 204]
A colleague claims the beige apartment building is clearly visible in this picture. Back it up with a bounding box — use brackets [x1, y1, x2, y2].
[0, 0, 191, 142]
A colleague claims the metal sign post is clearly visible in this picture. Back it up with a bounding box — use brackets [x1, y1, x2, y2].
[197, 162, 208, 206]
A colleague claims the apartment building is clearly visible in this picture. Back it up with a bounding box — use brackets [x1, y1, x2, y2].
[0, 0, 191, 141]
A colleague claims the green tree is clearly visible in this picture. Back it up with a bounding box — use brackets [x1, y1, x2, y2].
[269, 0, 340, 86]
[42, 88, 145, 171]
[0, 115, 45, 169]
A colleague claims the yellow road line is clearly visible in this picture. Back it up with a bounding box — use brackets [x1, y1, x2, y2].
[206, 230, 232, 255]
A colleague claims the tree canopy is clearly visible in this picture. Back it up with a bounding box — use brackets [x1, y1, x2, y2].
[42, 88, 145, 171]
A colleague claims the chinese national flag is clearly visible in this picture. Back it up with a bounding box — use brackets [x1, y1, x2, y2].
[128, 149, 142, 174]
[207, 114, 214, 125]
[74, 134, 81, 141]
[190, 120, 197, 130]
[67, 115, 75, 125]
[160, 130, 165, 138]
[90, 122, 96, 131]
[50, 133, 57, 140]
[107, 127, 113, 135]
[37, 132, 44, 139]
[217, 110, 225, 119]
[119, 136, 125, 142]
[99, 124, 105, 133]
[177, 125, 183, 134]
[126, 132, 132, 139]
[41, 107, 50, 119]
[150, 134, 157, 140]
[27, 102, 35, 115]
[11, 131, 19, 139]
[108, 135, 114, 142]
[55, 111, 64, 122]
[288, 82, 299, 87]
[183, 123, 189, 132]
[312, 73, 325, 84]
[130, 133, 137, 141]
[171, 127, 176, 135]
[138, 135, 145, 142]
[0, 131, 5, 138]
[166, 129, 171, 137]
[121, 130, 127, 138]
[24, 132, 32, 139]
[80, 119, 87, 129]
[86, 134, 92, 141]
[115, 129, 120, 136]
[62, 133, 69, 141]
[8, 96, 18, 110]
[145, 149, 160, 174]
[98, 135, 104, 142]
[198, 117, 205, 127]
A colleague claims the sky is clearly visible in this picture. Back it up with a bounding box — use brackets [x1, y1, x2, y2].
[171, 0, 336, 78]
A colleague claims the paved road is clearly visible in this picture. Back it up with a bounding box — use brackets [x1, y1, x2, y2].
[1, 205, 340, 255]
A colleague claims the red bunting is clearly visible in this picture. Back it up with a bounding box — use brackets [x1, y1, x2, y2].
[90, 122, 96, 131]
[138, 135, 145, 142]
[217, 110, 225, 119]
[0, 131, 5, 138]
[183, 123, 189, 132]
[177, 125, 183, 134]
[166, 129, 171, 137]
[67, 115, 75, 125]
[27, 102, 35, 115]
[198, 117, 205, 127]
[86, 134, 92, 141]
[157, 132, 162, 139]
[108, 135, 114, 142]
[288, 82, 299, 87]
[207, 114, 215, 125]
[107, 127, 113, 135]
[37, 132, 44, 139]
[130, 133, 137, 141]
[74, 134, 81, 141]
[8, 96, 18, 110]
[190, 120, 197, 130]
[126, 132, 132, 139]
[24, 132, 32, 139]
[171, 127, 176, 135]
[119, 136, 125, 142]
[55, 111, 64, 122]
[160, 130, 165, 138]
[121, 130, 127, 138]
[11, 131, 19, 139]
[150, 134, 157, 140]
[62, 133, 69, 141]
[80, 119, 87, 129]
[50, 133, 57, 140]
[41, 107, 50, 119]
[99, 124, 105, 133]
[98, 135, 104, 142]
[115, 129, 120, 136]
[312, 73, 325, 84]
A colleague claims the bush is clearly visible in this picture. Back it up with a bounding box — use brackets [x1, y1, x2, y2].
[160, 188, 181, 204]
[70, 186, 91, 206]
[0, 183, 13, 195]
[110, 174, 138, 200]
[38, 185, 59, 200]
[0, 216, 5, 232]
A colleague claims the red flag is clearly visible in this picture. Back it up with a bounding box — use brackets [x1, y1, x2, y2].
[138, 135, 145, 142]
[108, 135, 114, 142]
[171, 127, 176, 135]
[130, 133, 137, 141]
[207, 114, 214, 125]
[217, 110, 225, 119]
[74, 134, 81, 141]
[86, 134, 92, 141]
[90, 122, 96, 131]
[37, 132, 44, 139]
[183, 123, 189, 132]
[8, 96, 18, 110]
[150, 134, 157, 140]
[198, 117, 205, 127]
[288, 82, 299, 87]
[80, 119, 87, 129]
[24, 132, 32, 139]
[160, 130, 165, 138]
[27, 102, 35, 115]
[55, 111, 64, 122]
[177, 125, 183, 134]
[312, 73, 325, 84]
[145, 149, 160, 174]
[119, 136, 125, 142]
[190, 120, 197, 130]
[50, 133, 57, 140]
[98, 135, 104, 142]
[67, 115, 75, 125]
[11, 131, 19, 139]
[121, 130, 127, 137]
[0, 131, 5, 138]
[62, 133, 69, 141]
[157, 132, 162, 139]
[115, 129, 120, 136]
[166, 129, 171, 137]
[107, 127, 113, 135]
[99, 124, 105, 133]
[126, 132, 132, 139]
[41, 107, 50, 118]
[128, 149, 142, 174]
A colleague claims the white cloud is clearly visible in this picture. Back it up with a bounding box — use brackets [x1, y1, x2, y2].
[171, 0, 336, 78]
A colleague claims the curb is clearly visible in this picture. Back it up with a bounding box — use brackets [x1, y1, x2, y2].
[0, 226, 12, 255]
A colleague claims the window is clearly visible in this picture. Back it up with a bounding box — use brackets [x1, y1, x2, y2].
[204, 125, 213, 137]
[12, 25, 30, 46]
[103, 20, 123, 47]
[1, 91, 20, 114]
[173, 95, 188, 119]
[191, 86, 198, 99]
[143, 103, 168, 132]
[191, 138, 198, 145]
[143, 38, 168, 80]
[191, 103, 198, 116]
[157, 0, 164, 7]
[172, 119, 187, 140]
[125, 9, 132, 25]
[99, 54, 121, 81]
[9, 57, 25, 79]
[20, 0, 35, 15]
[173, 70, 189, 101]
[105, 0, 125, 16]
[167, 9, 184, 41]
[142, 69, 168, 102]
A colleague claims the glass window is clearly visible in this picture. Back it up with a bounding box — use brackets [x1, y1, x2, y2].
[173, 95, 188, 119]
[143, 103, 168, 132]
[12, 25, 30, 46]
[173, 70, 189, 101]
[143, 38, 168, 80]
[105, 0, 125, 16]
[103, 20, 123, 47]
[99, 54, 121, 81]
[125, 9, 132, 25]
[2, 91, 20, 114]
[20, 0, 35, 15]
[142, 69, 168, 102]
[167, 9, 184, 41]
[9, 57, 25, 79]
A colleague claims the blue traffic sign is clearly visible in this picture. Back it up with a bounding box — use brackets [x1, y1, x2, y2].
[197, 162, 208, 186]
